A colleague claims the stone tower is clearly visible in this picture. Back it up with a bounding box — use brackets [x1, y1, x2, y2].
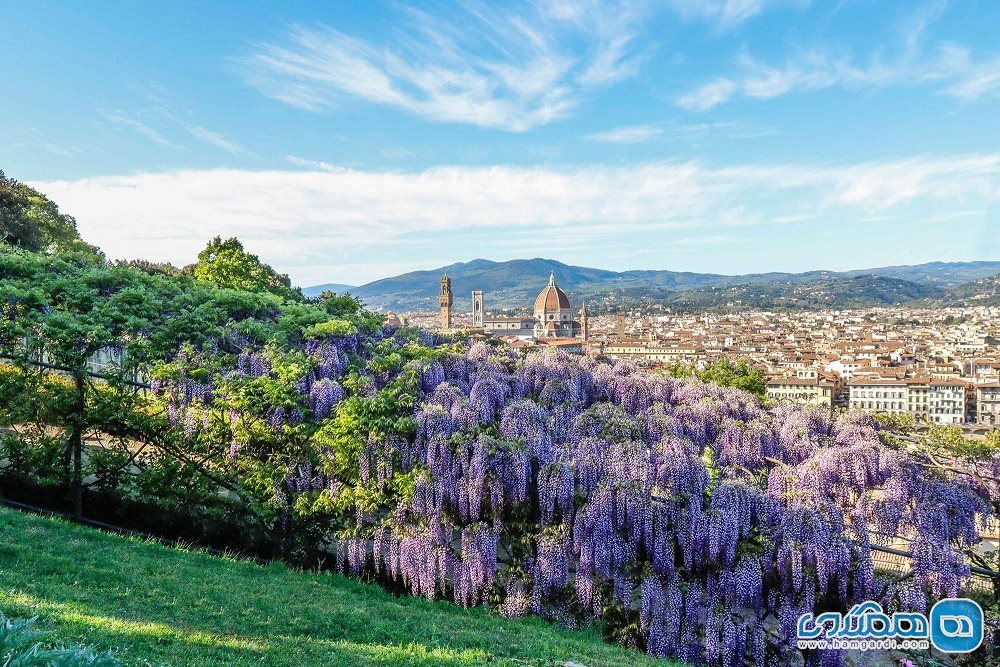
[472, 290, 484, 328]
[580, 301, 589, 341]
[439, 275, 453, 330]
[616, 311, 625, 339]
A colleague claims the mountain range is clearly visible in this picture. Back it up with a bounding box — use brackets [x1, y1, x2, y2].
[303, 282, 356, 295]
[303, 259, 1000, 313]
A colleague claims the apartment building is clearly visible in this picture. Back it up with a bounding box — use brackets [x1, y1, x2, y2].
[927, 379, 967, 425]
[601, 340, 704, 364]
[766, 376, 836, 408]
[847, 377, 969, 423]
[977, 383, 1000, 426]
[905, 380, 929, 420]
[848, 378, 909, 414]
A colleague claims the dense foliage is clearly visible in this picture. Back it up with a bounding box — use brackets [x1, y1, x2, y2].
[663, 358, 768, 400]
[0, 244, 370, 543]
[0, 170, 98, 255]
[1, 238, 997, 666]
[193, 236, 300, 301]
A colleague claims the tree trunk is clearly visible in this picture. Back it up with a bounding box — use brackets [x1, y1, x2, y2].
[70, 371, 85, 521]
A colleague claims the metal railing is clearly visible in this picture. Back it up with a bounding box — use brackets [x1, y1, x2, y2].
[0, 354, 150, 389]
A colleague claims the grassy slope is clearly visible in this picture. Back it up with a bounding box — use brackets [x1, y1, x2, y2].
[0, 507, 672, 667]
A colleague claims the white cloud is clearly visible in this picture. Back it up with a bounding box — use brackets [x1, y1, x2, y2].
[30, 154, 1000, 285]
[584, 124, 662, 143]
[678, 2, 1000, 109]
[677, 78, 737, 110]
[239, 2, 646, 131]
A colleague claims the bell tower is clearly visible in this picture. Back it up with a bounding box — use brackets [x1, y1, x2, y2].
[472, 290, 484, 328]
[439, 275, 453, 330]
[580, 301, 589, 341]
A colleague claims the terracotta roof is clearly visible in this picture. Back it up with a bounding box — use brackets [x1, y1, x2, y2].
[539, 339, 584, 347]
[930, 378, 968, 387]
[767, 377, 824, 387]
[534, 273, 572, 312]
[847, 378, 908, 386]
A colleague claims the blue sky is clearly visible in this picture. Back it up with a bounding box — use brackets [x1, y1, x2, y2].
[2, 0, 998, 286]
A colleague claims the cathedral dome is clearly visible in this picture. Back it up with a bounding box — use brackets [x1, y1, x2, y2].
[533, 273, 571, 312]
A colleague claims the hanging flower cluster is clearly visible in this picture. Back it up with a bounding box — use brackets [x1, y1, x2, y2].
[153, 328, 992, 666]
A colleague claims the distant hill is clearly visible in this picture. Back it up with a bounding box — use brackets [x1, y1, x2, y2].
[937, 273, 1000, 307]
[841, 261, 1000, 287]
[301, 283, 356, 297]
[304, 259, 1000, 312]
[346, 258, 668, 312]
[659, 275, 943, 313]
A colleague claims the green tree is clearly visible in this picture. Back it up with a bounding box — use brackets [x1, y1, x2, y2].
[193, 236, 301, 301]
[0, 170, 41, 250]
[662, 358, 767, 399]
[316, 290, 364, 317]
[0, 170, 98, 254]
[0, 248, 287, 524]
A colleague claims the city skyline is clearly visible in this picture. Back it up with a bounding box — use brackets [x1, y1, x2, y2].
[3, 0, 999, 285]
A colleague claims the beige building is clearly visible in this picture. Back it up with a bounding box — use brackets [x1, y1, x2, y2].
[438, 275, 453, 330]
[977, 383, 1000, 426]
[766, 376, 836, 408]
[905, 380, 929, 420]
[602, 341, 704, 364]
[505, 337, 585, 354]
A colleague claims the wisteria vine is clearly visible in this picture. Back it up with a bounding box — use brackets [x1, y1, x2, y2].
[153, 330, 994, 666]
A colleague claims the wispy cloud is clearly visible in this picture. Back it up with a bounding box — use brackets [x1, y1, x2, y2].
[100, 83, 253, 156]
[31, 153, 1000, 284]
[239, 2, 647, 131]
[677, 78, 737, 111]
[286, 155, 347, 172]
[943, 57, 1000, 100]
[101, 97, 250, 156]
[584, 124, 662, 143]
[101, 111, 179, 148]
[41, 144, 79, 157]
[678, 2, 1000, 109]
[377, 147, 414, 161]
[184, 124, 249, 156]
[667, 0, 805, 30]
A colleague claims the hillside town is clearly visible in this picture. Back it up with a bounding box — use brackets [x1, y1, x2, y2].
[406, 275, 1000, 429]
[589, 306, 1000, 428]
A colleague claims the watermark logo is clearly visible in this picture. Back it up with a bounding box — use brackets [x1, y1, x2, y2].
[797, 598, 983, 653]
[929, 598, 983, 653]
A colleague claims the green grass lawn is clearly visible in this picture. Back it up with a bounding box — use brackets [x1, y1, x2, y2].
[0, 507, 674, 666]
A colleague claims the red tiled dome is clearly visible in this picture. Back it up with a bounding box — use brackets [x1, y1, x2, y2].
[534, 273, 571, 312]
